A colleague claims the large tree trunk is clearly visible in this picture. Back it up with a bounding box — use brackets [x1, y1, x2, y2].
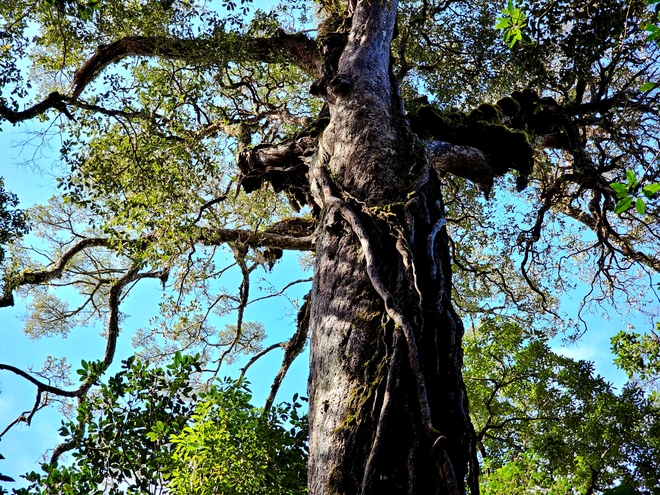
[307, 1, 478, 494]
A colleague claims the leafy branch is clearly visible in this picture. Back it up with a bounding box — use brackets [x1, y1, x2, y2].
[610, 169, 660, 215]
[639, 0, 660, 91]
[495, 0, 533, 48]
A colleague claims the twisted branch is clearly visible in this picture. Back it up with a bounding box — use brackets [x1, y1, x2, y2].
[263, 293, 310, 412]
[71, 32, 321, 99]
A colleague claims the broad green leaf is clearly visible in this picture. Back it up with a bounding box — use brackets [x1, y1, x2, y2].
[642, 183, 660, 197]
[635, 198, 646, 215]
[614, 197, 633, 214]
[640, 82, 659, 91]
[610, 182, 628, 194]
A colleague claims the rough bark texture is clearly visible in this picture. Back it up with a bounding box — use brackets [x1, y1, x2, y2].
[307, 1, 477, 493]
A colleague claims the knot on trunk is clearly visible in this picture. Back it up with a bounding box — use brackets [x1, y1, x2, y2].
[413, 105, 533, 195]
[237, 135, 319, 210]
[328, 73, 353, 97]
[310, 73, 354, 100]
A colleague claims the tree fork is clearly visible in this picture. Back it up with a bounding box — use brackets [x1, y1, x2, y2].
[306, 0, 477, 493]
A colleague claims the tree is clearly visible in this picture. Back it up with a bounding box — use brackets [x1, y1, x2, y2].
[612, 322, 660, 391]
[464, 319, 660, 495]
[1, 0, 659, 494]
[12, 354, 307, 495]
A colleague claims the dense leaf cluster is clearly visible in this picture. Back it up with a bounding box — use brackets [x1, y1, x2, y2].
[0, 177, 28, 265]
[465, 319, 660, 494]
[7, 354, 307, 495]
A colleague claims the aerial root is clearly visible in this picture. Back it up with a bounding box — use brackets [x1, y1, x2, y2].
[310, 156, 434, 437]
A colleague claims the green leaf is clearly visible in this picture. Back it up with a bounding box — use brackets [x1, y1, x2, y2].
[642, 183, 660, 197]
[648, 30, 660, 42]
[610, 182, 628, 194]
[635, 198, 646, 215]
[640, 82, 659, 91]
[614, 197, 633, 214]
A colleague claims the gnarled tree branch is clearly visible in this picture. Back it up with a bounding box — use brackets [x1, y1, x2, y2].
[263, 292, 310, 412]
[0, 237, 110, 307]
[555, 201, 660, 273]
[199, 227, 315, 251]
[71, 31, 322, 98]
[0, 263, 141, 447]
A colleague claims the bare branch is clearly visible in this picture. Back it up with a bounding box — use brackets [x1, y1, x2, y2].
[0, 92, 72, 124]
[239, 343, 284, 377]
[0, 365, 79, 398]
[248, 277, 313, 306]
[1, 238, 110, 307]
[209, 246, 256, 380]
[554, 202, 660, 273]
[102, 265, 141, 369]
[263, 293, 310, 411]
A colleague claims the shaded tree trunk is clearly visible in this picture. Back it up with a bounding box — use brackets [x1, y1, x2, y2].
[307, 1, 477, 493]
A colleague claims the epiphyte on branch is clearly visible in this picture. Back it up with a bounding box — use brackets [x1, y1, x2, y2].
[495, 96, 521, 118]
[468, 103, 503, 124]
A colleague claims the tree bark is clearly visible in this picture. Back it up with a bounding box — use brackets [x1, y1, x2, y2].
[307, 1, 477, 494]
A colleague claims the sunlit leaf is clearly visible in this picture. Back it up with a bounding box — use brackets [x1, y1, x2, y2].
[614, 197, 633, 214]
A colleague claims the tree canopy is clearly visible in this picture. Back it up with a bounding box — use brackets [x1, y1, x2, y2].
[1, 0, 660, 493]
